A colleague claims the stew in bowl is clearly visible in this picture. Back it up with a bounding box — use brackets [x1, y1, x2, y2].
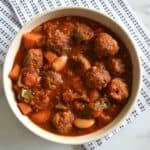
[9, 16, 132, 136]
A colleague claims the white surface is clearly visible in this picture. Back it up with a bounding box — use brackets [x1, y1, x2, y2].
[0, 0, 150, 150]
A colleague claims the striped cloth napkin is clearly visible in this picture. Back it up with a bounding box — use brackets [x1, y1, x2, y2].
[0, 0, 150, 149]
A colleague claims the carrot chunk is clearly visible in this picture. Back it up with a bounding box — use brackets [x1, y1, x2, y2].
[9, 64, 20, 80]
[18, 103, 32, 115]
[30, 110, 50, 124]
[23, 33, 43, 49]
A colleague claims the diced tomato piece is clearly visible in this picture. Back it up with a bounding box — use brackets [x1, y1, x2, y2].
[23, 33, 43, 49]
[18, 103, 32, 115]
[9, 64, 20, 80]
[30, 110, 50, 124]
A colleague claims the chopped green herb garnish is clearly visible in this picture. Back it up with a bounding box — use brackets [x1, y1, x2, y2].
[81, 106, 93, 118]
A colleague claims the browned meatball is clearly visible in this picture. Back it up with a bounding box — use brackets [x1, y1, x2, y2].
[70, 54, 91, 75]
[45, 21, 74, 54]
[42, 71, 63, 89]
[24, 49, 43, 69]
[52, 110, 74, 134]
[22, 67, 40, 88]
[107, 78, 129, 103]
[107, 58, 125, 76]
[94, 32, 119, 57]
[74, 22, 94, 43]
[47, 30, 70, 52]
[32, 89, 51, 110]
[84, 65, 111, 90]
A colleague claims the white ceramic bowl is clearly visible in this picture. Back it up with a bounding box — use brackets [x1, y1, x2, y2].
[3, 7, 141, 145]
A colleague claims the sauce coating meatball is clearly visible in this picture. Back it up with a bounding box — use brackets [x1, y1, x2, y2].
[70, 54, 91, 75]
[45, 21, 74, 54]
[24, 49, 43, 69]
[42, 71, 63, 89]
[74, 22, 94, 43]
[21, 67, 39, 87]
[107, 78, 129, 103]
[52, 110, 74, 134]
[94, 32, 119, 57]
[84, 64, 111, 90]
[107, 58, 125, 76]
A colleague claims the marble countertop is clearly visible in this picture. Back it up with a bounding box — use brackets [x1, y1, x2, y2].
[0, 0, 150, 150]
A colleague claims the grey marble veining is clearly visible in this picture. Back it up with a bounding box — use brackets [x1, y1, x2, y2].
[0, 0, 150, 150]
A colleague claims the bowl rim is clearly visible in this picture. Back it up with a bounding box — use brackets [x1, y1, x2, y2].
[3, 6, 142, 145]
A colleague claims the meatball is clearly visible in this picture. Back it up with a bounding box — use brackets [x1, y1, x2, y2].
[107, 58, 125, 76]
[42, 71, 63, 89]
[32, 89, 51, 110]
[94, 32, 119, 57]
[74, 22, 94, 43]
[22, 67, 40, 87]
[24, 49, 43, 69]
[45, 21, 74, 54]
[84, 65, 111, 90]
[70, 54, 91, 75]
[47, 30, 70, 53]
[52, 110, 74, 134]
[107, 78, 129, 103]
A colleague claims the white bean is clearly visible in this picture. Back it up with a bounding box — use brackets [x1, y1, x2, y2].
[52, 55, 68, 71]
[79, 54, 91, 71]
[74, 118, 95, 129]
